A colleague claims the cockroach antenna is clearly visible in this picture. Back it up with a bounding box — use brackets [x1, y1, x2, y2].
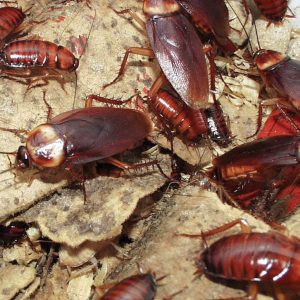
[224, 0, 255, 55]
[72, 8, 96, 109]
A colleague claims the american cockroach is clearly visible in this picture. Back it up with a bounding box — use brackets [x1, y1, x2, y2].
[0, 95, 153, 173]
[188, 218, 300, 299]
[175, 0, 236, 53]
[0, 39, 79, 89]
[206, 135, 300, 221]
[0, 221, 28, 247]
[254, 50, 300, 112]
[256, 109, 300, 219]
[147, 89, 230, 146]
[0, 8, 95, 92]
[252, 0, 288, 23]
[99, 273, 157, 300]
[104, 1, 210, 110]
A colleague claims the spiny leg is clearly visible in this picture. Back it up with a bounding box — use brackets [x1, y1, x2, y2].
[103, 47, 154, 89]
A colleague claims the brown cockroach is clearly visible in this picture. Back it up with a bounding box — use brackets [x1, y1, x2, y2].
[0, 95, 155, 176]
[147, 89, 230, 146]
[254, 49, 300, 113]
[99, 273, 157, 300]
[175, 0, 236, 53]
[252, 0, 288, 23]
[191, 218, 300, 299]
[104, 1, 210, 110]
[0, 39, 79, 89]
[206, 135, 300, 221]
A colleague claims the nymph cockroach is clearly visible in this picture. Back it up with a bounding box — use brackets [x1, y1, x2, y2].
[104, 1, 210, 110]
[195, 218, 300, 299]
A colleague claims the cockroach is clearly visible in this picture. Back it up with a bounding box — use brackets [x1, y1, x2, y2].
[0, 7, 25, 43]
[0, 40, 79, 89]
[206, 135, 300, 221]
[204, 101, 230, 146]
[256, 109, 300, 219]
[193, 218, 300, 299]
[147, 89, 230, 146]
[175, 0, 236, 53]
[252, 0, 288, 23]
[147, 89, 207, 145]
[104, 1, 210, 110]
[99, 273, 157, 300]
[254, 50, 300, 112]
[0, 95, 154, 174]
[0, 221, 28, 247]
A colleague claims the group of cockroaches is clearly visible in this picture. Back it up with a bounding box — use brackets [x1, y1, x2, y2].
[1, 0, 300, 299]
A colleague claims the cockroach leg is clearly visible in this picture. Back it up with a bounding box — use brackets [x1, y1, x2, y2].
[102, 157, 157, 172]
[84, 93, 137, 108]
[26, 70, 66, 92]
[202, 219, 252, 238]
[40, 243, 56, 289]
[253, 99, 300, 136]
[0, 127, 29, 139]
[179, 219, 252, 240]
[109, 7, 146, 30]
[103, 47, 154, 88]
[147, 73, 168, 98]
[42, 91, 53, 122]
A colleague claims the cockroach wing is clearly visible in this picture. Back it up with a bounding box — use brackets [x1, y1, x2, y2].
[176, 0, 236, 53]
[267, 59, 300, 110]
[213, 135, 300, 173]
[146, 13, 209, 109]
[50, 107, 152, 164]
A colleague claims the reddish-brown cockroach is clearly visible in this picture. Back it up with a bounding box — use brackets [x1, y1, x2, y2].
[147, 89, 207, 145]
[252, 0, 288, 23]
[104, 1, 210, 110]
[192, 218, 300, 299]
[0, 95, 154, 174]
[0, 7, 25, 43]
[147, 89, 230, 146]
[175, 0, 236, 53]
[0, 221, 28, 247]
[254, 50, 300, 112]
[99, 273, 157, 300]
[0, 40, 79, 88]
[206, 135, 300, 221]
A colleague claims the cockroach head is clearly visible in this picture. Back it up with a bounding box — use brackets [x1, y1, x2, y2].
[16, 146, 31, 169]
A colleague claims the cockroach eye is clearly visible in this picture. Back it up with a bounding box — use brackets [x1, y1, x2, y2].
[16, 146, 31, 169]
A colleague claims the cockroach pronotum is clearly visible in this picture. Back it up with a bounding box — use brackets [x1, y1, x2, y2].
[147, 89, 230, 147]
[0, 40, 79, 89]
[0, 221, 28, 247]
[252, 0, 288, 23]
[0, 7, 25, 43]
[189, 218, 300, 299]
[98, 273, 157, 300]
[206, 135, 300, 221]
[104, 0, 210, 110]
[175, 0, 236, 53]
